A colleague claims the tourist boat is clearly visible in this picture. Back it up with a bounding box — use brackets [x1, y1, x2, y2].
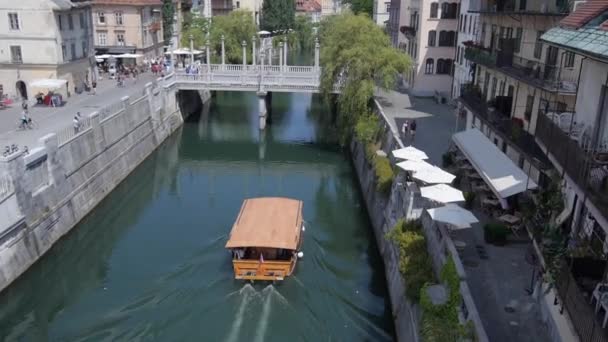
[225, 197, 304, 281]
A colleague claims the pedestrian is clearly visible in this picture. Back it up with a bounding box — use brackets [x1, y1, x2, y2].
[91, 80, 97, 95]
[401, 120, 409, 139]
[410, 120, 417, 140]
[73, 115, 80, 134]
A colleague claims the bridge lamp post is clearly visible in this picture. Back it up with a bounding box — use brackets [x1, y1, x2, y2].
[189, 34, 194, 66]
[279, 42, 284, 73]
[283, 36, 288, 69]
[221, 35, 225, 68]
[242, 41, 247, 67]
[252, 35, 256, 66]
[314, 37, 320, 71]
[205, 40, 210, 73]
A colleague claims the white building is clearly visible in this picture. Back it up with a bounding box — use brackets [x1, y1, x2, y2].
[0, 0, 95, 101]
[373, 0, 390, 26]
[451, 0, 478, 98]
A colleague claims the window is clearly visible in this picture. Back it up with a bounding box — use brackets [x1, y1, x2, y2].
[97, 12, 105, 24]
[8, 13, 19, 30]
[463, 16, 467, 34]
[534, 31, 544, 59]
[436, 59, 452, 74]
[62, 44, 67, 61]
[459, 14, 463, 30]
[430, 2, 438, 18]
[481, 23, 486, 45]
[425, 58, 434, 74]
[97, 32, 107, 45]
[565, 51, 575, 68]
[10, 46, 22, 63]
[70, 43, 76, 60]
[498, 80, 505, 96]
[468, 16, 472, 33]
[515, 27, 522, 53]
[441, 3, 457, 19]
[116, 33, 125, 46]
[82, 41, 87, 57]
[438, 31, 455, 46]
[58, 14, 62, 30]
[79, 12, 85, 28]
[524, 95, 534, 120]
[143, 29, 148, 45]
[68, 14, 73, 30]
[428, 30, 436, 46]
[456, 46, 460, 63]
[490, 77, 497, 99]
[115, 11, 123, 25]
[385, 2, 390, 12]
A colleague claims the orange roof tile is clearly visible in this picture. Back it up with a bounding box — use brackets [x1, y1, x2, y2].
[561, 0, 608, 29]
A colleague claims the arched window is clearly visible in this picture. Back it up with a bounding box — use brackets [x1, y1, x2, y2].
[430, 2, 438, 18]
[425, 58, 434, 74]
[441, 2, 449, 17]
[436, 59, 453, 74]
[449, 3, 458, 18]
[428, 30, 436, 47]
[438, 31, 456, 46]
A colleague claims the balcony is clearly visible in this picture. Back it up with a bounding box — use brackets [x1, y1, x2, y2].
[469, 0, 570, 15]
[536, 112, 608, 219]
[464, 41, 578, 94]
[459, 84, 550, 169]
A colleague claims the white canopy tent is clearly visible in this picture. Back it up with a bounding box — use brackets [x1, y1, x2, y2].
[426, 204, 479, 229]
[452, 129, 537, 199]
[165, 48, 202, 55]
[392, 146, 429, 161]
[413, 166, 456, 184]
[29, 78, 67, 90]
[115, 53, 143, 58]
[396, 159, 434, 172]
[420, 184, 464, 203]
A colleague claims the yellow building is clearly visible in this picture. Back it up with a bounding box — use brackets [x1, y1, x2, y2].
[0, 0, 95, 101]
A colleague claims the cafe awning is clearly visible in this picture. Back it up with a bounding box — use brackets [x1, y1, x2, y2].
[29, 78, 67, 89]
[452, 128, 537, 199]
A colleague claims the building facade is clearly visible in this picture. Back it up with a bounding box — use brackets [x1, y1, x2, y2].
[296, 0, 322, 23]
[0, 0, 95, 101]
[373, 0, 390, 26]
[458, 0, 576, 187]
[451, 0, 478, 98]
[91, 0, 164, 58]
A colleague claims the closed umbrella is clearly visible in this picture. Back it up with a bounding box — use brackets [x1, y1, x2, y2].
[426, 204, 478, 229]
[397, 159, 434, 172]
[392, 146, 429, 160]
[413, 166, 455, 184]
[420, 184, 464, 203]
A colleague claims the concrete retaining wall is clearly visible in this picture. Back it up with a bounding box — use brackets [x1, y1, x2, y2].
[0, 78, 200, 293]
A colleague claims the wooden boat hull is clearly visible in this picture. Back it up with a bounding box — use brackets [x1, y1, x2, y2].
[232, 258, 297, 281]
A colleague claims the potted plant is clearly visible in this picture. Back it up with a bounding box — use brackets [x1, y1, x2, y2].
[464, 192, 476, 209]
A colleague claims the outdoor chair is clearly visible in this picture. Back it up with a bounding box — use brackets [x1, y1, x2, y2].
[591, 283, 608, 312]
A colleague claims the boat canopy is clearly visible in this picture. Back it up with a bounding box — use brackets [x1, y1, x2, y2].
[225, 197, 303, 250]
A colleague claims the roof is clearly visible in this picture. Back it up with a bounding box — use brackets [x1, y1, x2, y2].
[452, 129, 537, 199]
[542, 0, 608, 59]
[225, 197, 303, 250]
[91, 0, 163, 5]
[296, 0, 321, 13]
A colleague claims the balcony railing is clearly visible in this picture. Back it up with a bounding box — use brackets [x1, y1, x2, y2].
[464, 44, 578, 93]
[460, 84, 550, 168]
[536, 113, 608, 219]
[469, 0, 570, 15]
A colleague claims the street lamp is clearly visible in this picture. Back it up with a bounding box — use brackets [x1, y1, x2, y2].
[189, 34, 194, 66]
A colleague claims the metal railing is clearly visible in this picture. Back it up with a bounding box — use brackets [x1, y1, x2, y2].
[0, 175, 14, 201]
[536, 114, 608, 218]
[469, 0, 570, 14]
[57, 116, 92, 146]
[464, 46, 497, 68]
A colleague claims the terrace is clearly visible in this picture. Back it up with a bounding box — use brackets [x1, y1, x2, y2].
[468, 0, 570, 16]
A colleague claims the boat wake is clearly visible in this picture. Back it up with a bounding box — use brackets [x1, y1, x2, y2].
[225, 284, 256, 342]
[253, 285, 274, 342]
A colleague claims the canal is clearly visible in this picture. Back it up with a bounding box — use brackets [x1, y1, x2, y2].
[0, 90, 395, 341]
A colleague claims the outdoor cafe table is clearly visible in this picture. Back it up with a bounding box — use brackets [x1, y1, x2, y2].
[498, 214, 521, 225]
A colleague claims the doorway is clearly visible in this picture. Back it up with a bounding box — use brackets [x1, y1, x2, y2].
[16, 81, 27, 100]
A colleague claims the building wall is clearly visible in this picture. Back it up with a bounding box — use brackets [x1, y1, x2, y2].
[373, 0, 390, 26]
[452, 0, 478, 98]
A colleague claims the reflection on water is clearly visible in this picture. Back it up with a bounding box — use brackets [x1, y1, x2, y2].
[0, 90, 394, 341]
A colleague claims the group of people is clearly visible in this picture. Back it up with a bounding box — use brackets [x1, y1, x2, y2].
[401, 119, 418, 141]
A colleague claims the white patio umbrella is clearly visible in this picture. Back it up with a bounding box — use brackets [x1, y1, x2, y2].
[392, 146, 429, 160]
[426, 204, 479, 229]
[420, 184, 464, 203]
[413, 166, 456, 184]
[397, 159, 434, 172]
[29, 78, 67, 90]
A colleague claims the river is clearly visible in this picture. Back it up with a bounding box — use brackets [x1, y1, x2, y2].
[0, 87, 395, 341]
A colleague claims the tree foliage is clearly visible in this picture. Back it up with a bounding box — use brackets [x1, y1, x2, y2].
[181, 11, 257, 64]
[343, 0, 374, 16]
[319, 13, 410, 144]
[294, 15, 316, 50]
[261, 0, 295, 32]
[162, 0, 175, 45]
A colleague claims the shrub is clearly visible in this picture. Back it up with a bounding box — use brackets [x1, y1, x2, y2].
[386, 220, 435, 301]
[354, 113, 380, 145]
[484, 223, 510, 246]
[365, 142, 379, 162]
[373, 155, 394, 195]
[464, 191, 476, 209]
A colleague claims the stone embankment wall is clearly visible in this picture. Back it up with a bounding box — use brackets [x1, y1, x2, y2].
[0, 77, 207, 292]
[351, 100, 489, 342]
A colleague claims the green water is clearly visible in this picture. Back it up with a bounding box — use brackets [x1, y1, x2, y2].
[0, 91, 395, 341]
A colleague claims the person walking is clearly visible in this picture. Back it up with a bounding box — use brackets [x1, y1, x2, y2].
[401, 120, 409, 140]
[73, 114, 80, 134]
[410, 120, 417, 141]
[91, 80, 97, 95]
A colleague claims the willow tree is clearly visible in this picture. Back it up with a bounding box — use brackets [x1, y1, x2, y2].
[319, 13, 411, 144]
[162, 0, 175, 45]
[261, 0, 295, 32]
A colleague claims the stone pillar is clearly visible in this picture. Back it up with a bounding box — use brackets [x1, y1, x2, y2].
[145, 82, 160, 127]
[258, 127, 266, 160]
[88, 111, 106, 152]
[205, 41, 210, 72]
[1, 150, 32, 220]
[268, 48, 272, 66]
[257, 91, 267, 130]
[284, 38, 288, 68]
[314, 37, 320, 70]
[279, 42, 284, 71]
[242, 41, 247, 66]
[39, 133, 65, 192]
[221, 35, 225, 67]
[252, 35, 257, 66]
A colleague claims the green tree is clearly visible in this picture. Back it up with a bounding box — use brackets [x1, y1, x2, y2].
[261, 0, 295, 32]
[181, 11, 257, 64]
[294, 15, 316, 50]
[319, 13, 410, 144]
[162, 0, 175, 45]
[343, 0, 374, 16]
